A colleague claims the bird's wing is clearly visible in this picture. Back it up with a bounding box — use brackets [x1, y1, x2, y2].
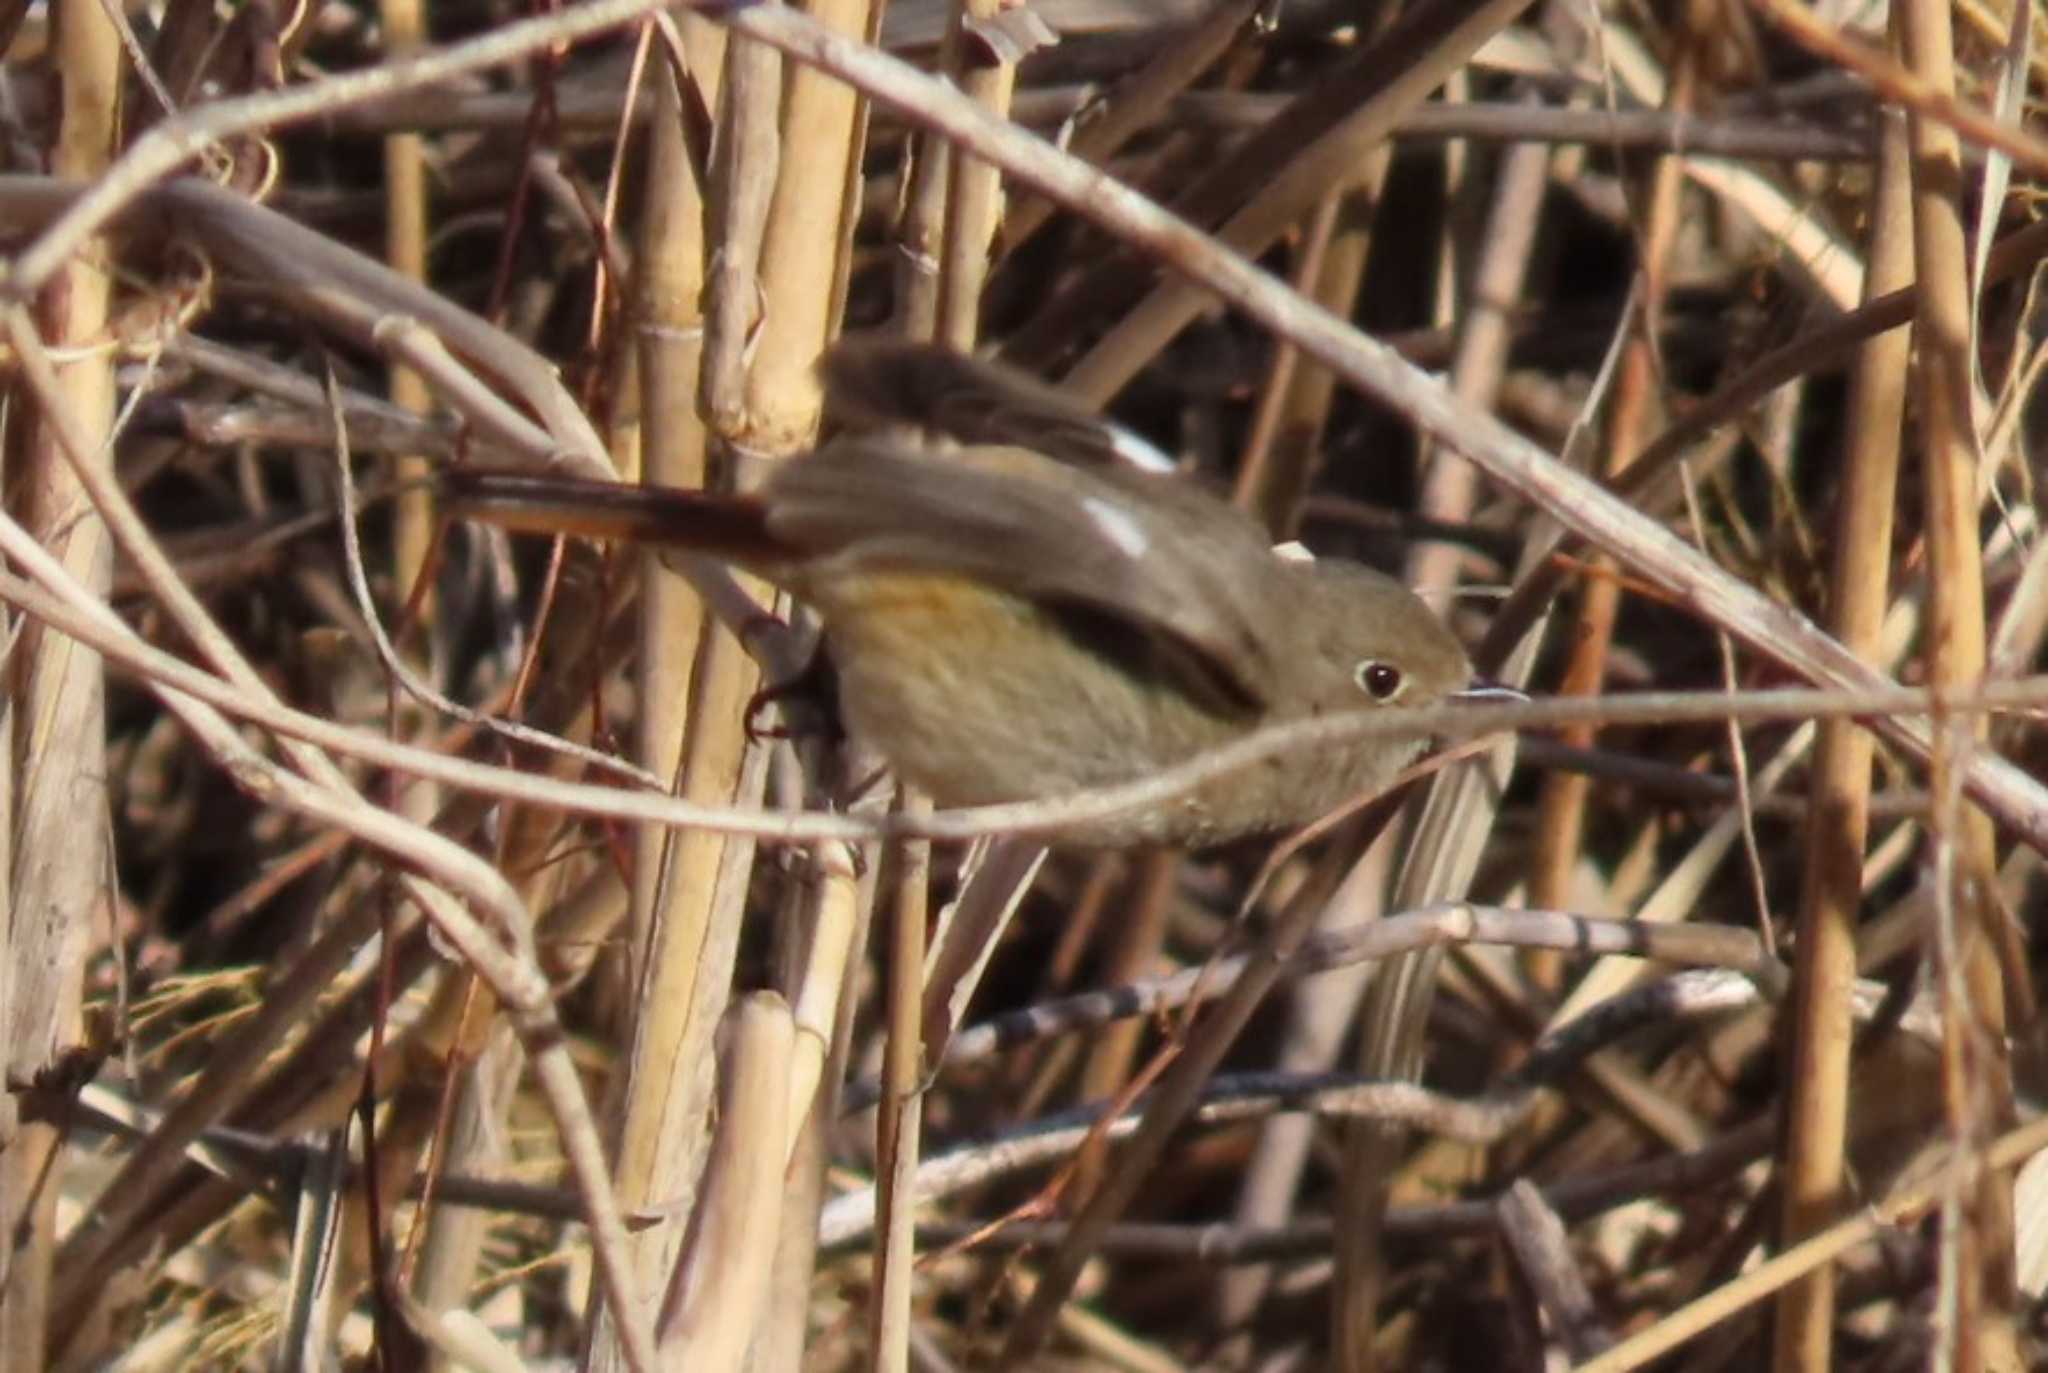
[766, 440, 1279, 713]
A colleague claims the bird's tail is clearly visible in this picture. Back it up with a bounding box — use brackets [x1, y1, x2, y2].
[439, 468, 792, 568]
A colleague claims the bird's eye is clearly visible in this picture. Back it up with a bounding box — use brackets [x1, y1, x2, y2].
[1356, 661, 1404, 701]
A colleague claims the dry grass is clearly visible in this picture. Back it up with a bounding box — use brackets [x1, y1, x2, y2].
[0, 0, 2043, 1369]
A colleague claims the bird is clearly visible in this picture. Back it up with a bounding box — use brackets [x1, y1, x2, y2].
[442, 339, 1504, 846]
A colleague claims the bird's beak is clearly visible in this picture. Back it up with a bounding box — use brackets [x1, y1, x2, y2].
[1450, 677, 1528, 705]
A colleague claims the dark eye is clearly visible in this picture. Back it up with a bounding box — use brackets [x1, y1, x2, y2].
[1356, 661, 1403, 701]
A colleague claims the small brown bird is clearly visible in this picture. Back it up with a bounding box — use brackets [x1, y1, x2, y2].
[444, 341, 1501, 846]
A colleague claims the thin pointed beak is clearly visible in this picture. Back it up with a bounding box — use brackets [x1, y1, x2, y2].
[1450, 677, 1528, 705]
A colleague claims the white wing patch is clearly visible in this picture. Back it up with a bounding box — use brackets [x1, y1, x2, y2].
[1082, 496, 1151, 558]
[1103, 425, 1177, 473]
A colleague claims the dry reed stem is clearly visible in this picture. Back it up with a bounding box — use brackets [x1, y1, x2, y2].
[918, 839, 1049, 1065]
[1229, 188, 1343, 529]
[862, 57, 947, 1352]
[871, 791, 930, 1373]
[789, 842, 863, 1149]
[3, 0, 120, 1362]
[689, 2, 882, 1366]
[1771, 96, 1915, 1373]
[595, 38, 725, 1351]
[403, 1020, 522, 1339]
[1070, 850, 1176, 1195]
[658, 994, 793, 1360]
[1899, 0, 2017, 1363]
[932, 1, 1015, 346]
[702, 18, 774, 427]
[316, 84, 1888, 160]
[1528, 42, 1695, 957]
[378, 0, 436, 709]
